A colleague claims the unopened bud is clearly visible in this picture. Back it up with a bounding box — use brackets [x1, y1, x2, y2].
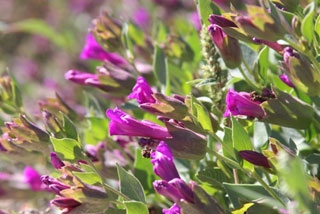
[239, 150, 271, 168]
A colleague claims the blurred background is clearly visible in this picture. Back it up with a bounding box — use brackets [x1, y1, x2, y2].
[0, 0, 198, 212]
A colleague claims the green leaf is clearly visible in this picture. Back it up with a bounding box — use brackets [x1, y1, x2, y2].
[107, 208, 126, 214]
[253, 122, 270, 149]
[121, 23, 134, 60]
[301, 9, 314, 43]
[153, 45, 170, 95]
[50, 137, 85, 162]
[179, 184, 225, 214]
[197, 167, 231, 189]
[223, 183, 287, 209]
[261, 88, 314, 129]
[240, 43, 257, 70]
[116, 164, 146, 203]
[7, 69, 23, 109]
[231, 116, 252, 151]
[231, 116, 253, 169]
[83, 91, 104, 117]
[84, 117, 108, 145]
[197, 0, 220, 26]
[73, 172, 102, 185]
[222, 127, 237, 160]
[61, 112, 79, 141]
[134, 149, 156, 194]
[315, 15, 320, 37]
[306, 153, 320, 164]
[256, 46, 269, 81]
[194, 103, 213, 132]
[124, 201, 149, 214]
[128, 23, 145, 46]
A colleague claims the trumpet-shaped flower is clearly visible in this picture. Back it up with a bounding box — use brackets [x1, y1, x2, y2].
[106, 108, 171, 140]
[151, 141, 180, 181]
[224, 89, 266, 118]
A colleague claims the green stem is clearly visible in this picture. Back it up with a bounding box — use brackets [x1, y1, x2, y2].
[242, 58, 259, 82]
[84, 157, 130, 201]
[104, 183, 130, 201]
[238, 66, 259, 91]
[207, 148, 286, 207]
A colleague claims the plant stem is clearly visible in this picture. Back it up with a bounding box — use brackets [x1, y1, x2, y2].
[207, 148, 286, 207]
[233, 169, 239, 184]
[104, 183, 130, 201]
[242, 58, 259, 83]
[238, 66, 259, 91]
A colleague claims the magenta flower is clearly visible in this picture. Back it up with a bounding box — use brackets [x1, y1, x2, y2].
[50, 152, 65, 169]
[209, 15, 238, 28]
[153, 179, 194, 203]
[279, 74, 295, 88]
[153, 180, 184, 202]
[239, 150, 271, 168]
[163, 203, 181, 214]
[252, 37, 283, 52]
[208, 24, 242, 69]
[41, 175, 70, 195]
[80, 33, 127, 65]
[224, 89, 266, 118]
[65, 70, 98, 85]
[169, 178, 194, 203]
[106, 108, 171, 140]
[23, 166, 43, 191]
[151, 141, 180, 181]
[128, 76, 156, 104]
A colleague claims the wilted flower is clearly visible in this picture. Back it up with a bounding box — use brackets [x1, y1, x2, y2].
[80, 33, 126, 65]
[224, 89, 266, 118]
[106, 108, 171, 140]
[50, 152, 65, 169]
[41, 175, 70, 195]
[128, 76, 155, 104]
[151, 141, 180, 181]
[24, 166, 43, 191]
[239, 150, 271, 168]
[51, 197, 81, 210]
[4, 115, 50, 152]
[279, 74, 295, 88]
